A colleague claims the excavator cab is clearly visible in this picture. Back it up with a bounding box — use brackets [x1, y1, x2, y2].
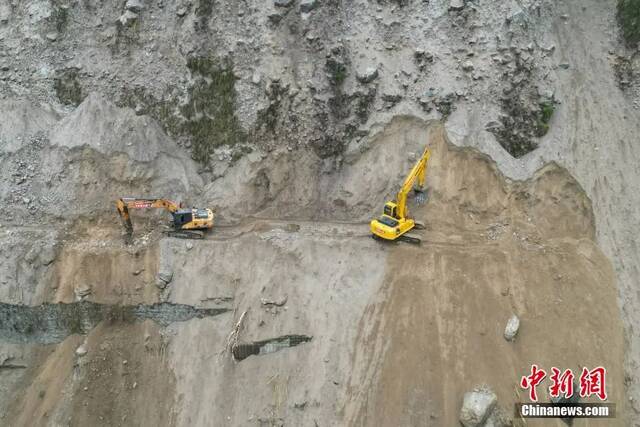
[383, 201, 398, 219]
[172, 210, 194, 228]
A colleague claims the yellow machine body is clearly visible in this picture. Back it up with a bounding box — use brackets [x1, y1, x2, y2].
[370, 147, 431, 242]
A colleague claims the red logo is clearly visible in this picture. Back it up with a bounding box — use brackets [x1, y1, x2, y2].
[133, 201, 152, 209]
[520, 365, 546, 402]
[579, 367, 607, 401]
[549, 367, 574, 399]
[520, 366, 607, 402]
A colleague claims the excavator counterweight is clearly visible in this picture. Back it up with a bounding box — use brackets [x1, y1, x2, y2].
[370, 146, 431, 244]
[116, 197, 214, 241]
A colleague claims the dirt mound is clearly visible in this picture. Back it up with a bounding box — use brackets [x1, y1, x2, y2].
[0, 96, 204, 228]
[6, 321, 176, 427]
[344, 124, 624, 426]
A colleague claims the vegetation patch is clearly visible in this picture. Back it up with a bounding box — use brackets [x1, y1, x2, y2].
[618, 0, 640, 46]
[489, 95, 556, 158]
[326, 57, 348, 86]
[182, 56, 246, 163]
[256, 80, 288, 133]
[354, 87, 377, 123]
[54, 68, 84, 106]
[194, 0, 214, 30]
[537, 101, 555, 136]
[117, 87, 182, 136]
[50, 3, 69, 33]
[118, 57, 245, 164]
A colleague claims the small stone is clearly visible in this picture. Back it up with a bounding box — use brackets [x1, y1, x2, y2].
[75, 345, 88, 357]
[382, 90, 402, 104]
[251, 71, 261, 85]
[460, 387, 497, 427]
[462, 60, 474, 71]
[74, 284, 92, 300]
[268, 11, 284, 24]
[185, 242, 194, 251]
[157, 270, 173, 284]
[40, 246, 57, 266]
[176, 7, 187, 16]
[118, 10, 138, 26]
[45, 32, 58, 42]
[449, 0, 465, 11]
[559, 62, 570, 69]
[356, 66, 379, 83]
[300, 0, 318, 13]
[274, 0, 293, 6]
[504, 314, 520, 341]
[125, 0, 144, 12]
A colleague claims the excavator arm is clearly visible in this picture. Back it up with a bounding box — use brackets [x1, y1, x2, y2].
[116, 198, 181, 236]
[395, 147, 431, 219]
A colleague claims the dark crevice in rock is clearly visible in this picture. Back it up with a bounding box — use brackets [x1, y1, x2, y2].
[0, 302, 229, 345]
[232, 335, 312, 361]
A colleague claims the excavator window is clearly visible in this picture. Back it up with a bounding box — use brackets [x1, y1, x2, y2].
[383, 204, 397, 218]
[378, 216, 399, 228]
[195, 209, 209, 219]
[173, 210, 193, 227]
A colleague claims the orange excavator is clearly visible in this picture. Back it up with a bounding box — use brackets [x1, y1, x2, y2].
[116, 197, 214, 240]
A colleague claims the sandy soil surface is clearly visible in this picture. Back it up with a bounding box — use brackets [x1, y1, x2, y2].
[1, 120, 625, 425]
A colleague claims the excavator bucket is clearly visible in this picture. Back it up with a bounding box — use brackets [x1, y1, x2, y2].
[414, 188, 428, 205]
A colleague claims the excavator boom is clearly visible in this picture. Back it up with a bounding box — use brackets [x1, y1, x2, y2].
[395, 147, 430, 219]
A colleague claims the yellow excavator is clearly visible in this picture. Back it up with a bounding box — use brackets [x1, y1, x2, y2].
[116, 197, 214, 239]
[370, 146, 431, 244]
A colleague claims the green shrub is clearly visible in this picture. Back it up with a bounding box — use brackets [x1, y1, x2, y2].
[182, 57, 246, 164]
[618, 0, 640, 46]
[535, 101, 555, 137]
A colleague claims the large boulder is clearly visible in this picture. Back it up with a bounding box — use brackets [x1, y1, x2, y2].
[460, 387, 497, 427]
[504, 314, 520, 341]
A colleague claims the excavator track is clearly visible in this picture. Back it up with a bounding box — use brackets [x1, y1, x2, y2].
[399, 233, 422, 244]
[165, 230, 205, 240]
